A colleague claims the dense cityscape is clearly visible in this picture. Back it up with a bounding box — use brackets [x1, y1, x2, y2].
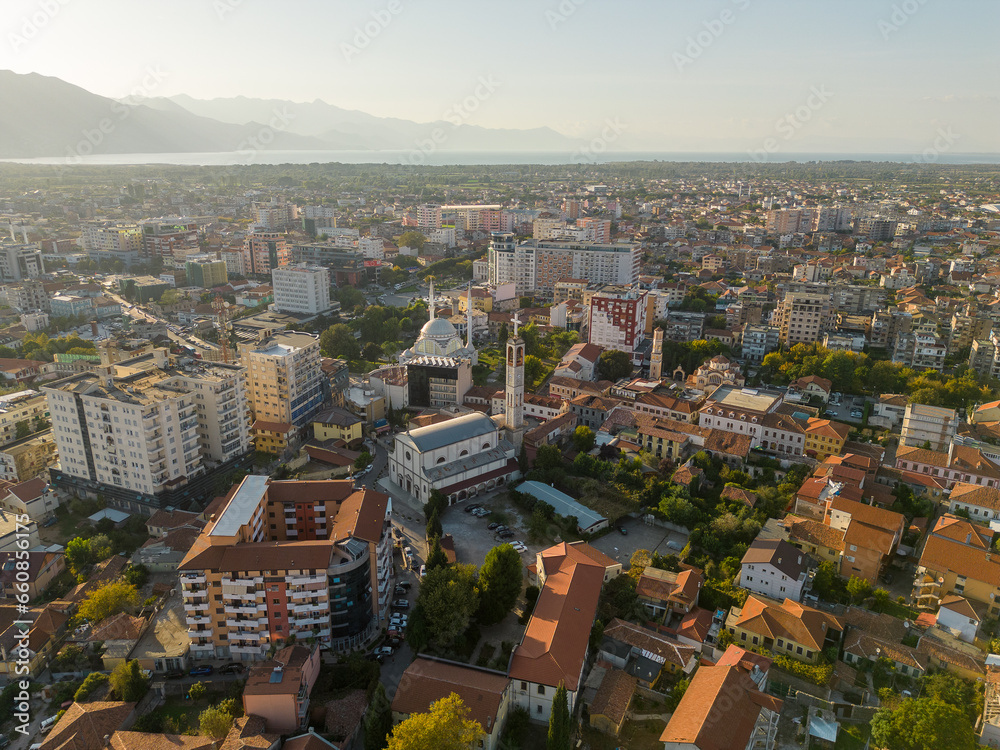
[0, 158, 993, 750]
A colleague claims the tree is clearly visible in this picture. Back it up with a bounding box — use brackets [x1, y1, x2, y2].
[870, 698, 976, 750]
[200, 705, 234, 739]
[547, 683, 571, 750]
[363, 342, 383, 362]
[123, 563, 149, 588]
[109, 660, 148, 702]
[397, 231, 428, 254]
[596, 350, 632, 382]
[364, 683, 393, 750]
[498, 323, 508, 343]
[188, 681, 207, 701]
[426, 536, 449, 571]
[73, 672, 108, 702]
[846, 575, 872, 604]
[336, 286, 366, 310]
[88, 533, 113, 561]
[79, 581, 140, 623]
[571, 426, 596, 453]
[65, 537, 94, 575]
[159, 288, 180, 306]
[533, 444, 563, 471]
[873, 587, 891, 611]
[355, 451, 373, 471]
[387, 693, 483, 750]
[523, 355, 544, 386]
[321, 323, 360, 360]
[411, 565, 478, 652]
[477, 544, 523, 625]
[14, 421, 30, 440]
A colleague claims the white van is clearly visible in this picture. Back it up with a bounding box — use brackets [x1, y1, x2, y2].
[39, 715, 59, 733]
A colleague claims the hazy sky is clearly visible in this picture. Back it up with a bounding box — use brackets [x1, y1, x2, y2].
[2, 0, 997, 153]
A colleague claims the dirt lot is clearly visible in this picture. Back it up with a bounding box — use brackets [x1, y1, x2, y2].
[441, 492, 539, 568]
[589, 517, 689, 570]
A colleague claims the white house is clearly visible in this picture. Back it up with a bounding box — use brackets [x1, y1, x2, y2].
[553, 343, 604, 382]
[936, 595, 980, 644]
[738, 538, 810, 603]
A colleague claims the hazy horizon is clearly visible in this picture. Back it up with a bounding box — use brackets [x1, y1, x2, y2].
[3, 0, 998, 155]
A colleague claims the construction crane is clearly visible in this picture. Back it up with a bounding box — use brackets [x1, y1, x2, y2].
[213, 295, 232, 363]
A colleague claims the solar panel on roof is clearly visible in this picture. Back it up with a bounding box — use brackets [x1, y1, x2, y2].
[269, 670, 283, 683]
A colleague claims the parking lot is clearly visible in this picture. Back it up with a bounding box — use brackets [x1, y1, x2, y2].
[442, 494, 538, 568]
[589, 516, 688, 569]
[824, 393, 868, 423]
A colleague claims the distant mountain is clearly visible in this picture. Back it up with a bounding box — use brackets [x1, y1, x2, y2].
[0, 70, 574, 157]
[165, 93, 575, 152]
[0, 70, 328, 158]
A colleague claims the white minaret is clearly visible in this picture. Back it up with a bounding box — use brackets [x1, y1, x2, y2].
[649, 328, 664, 381]
[505, 313, 525, 447]
[428, 278, 435, 320]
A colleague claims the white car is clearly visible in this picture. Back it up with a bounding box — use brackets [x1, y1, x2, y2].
[511, 541, 528, 553]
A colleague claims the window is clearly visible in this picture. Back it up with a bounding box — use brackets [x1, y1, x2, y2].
[537, 685, 545, 695]
[536, 705, 543, 714]
[797, 646, 803, 655]
[521, 681, 527, 691]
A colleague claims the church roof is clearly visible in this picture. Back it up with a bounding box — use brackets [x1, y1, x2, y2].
[396, 412, 497, 453]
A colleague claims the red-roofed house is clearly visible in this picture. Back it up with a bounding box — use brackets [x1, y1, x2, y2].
[510, 542, 606, 722]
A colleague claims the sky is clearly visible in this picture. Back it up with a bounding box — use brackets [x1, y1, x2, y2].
[2, 0, 998, 154]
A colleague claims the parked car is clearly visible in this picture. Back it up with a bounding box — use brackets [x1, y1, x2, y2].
[220, 663, 245, 675]
[498, 531, 514, 540]
[511, 542, 528, 552]
[365, 653, 383, 663]
[392, 599, 409, 609]
[487, 522, 500, 530]
[165, 669, 185, 680]
[394, 585, 408, 596]
[419, 565, 426, 578]
[396, 580, 412, 590]
[619, 526, 628, 535]
[373, 646, 394, 656]
[464, 504, 482, 513]
[495, 525, 508, 533]
[189, 665, 214, 677]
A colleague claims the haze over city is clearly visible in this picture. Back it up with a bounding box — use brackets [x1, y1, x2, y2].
[2, 0, 998, 156]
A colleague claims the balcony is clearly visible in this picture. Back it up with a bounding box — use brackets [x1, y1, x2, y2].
[187, 628, 213, 638]
[229, 631, 267, 642]
[224, 604, 265, 616]
[184, 602, 209, 613]
[181, 574, 206, 585]
[187, 615, 211, 626]
[225, 617, 268, 629]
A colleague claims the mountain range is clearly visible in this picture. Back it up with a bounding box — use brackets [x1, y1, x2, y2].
[0, 70, 574, 158]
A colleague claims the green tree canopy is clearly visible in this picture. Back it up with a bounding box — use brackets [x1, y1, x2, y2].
[321, 323, 360, 360]
[200, 705, 234, 739]
[364, 682, 393, 750]
[397, 231, 428, 253]
[572, 426, 596, 453]
[109, 660, 149, 702]
[477, 544, 523, 626]
[596, 349, 633, 382]
[547, 683, 571, 750]
[870, 697, 976, 750]
[79, 581, 140, 624]
[409, 565, 478, 652]
[386, 693, 483, 750]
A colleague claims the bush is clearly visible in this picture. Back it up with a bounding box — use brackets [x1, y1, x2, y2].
[773, 655, 833, 686]
[73, 673, 108, 702]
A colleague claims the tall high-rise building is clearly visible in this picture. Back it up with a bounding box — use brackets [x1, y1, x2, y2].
[80, 222, 143, 266]
[42, 349, 252, 512]
[243, 231, 291, 276]
[185, 254, 229, 289]
[253, 199, 300, 230]
[488, 236, 639, 297]
[417, 204, 442, 231]
[588, 286, 648, 366]
[0, 241, 44, 283]
[271, 264, 331, 315]
[179, 475, 393, 660]
[774, 292, 832, 346]
[240, 331, 324, 430]
[140, 219, 200, 260]
[577, 218, 612, 244]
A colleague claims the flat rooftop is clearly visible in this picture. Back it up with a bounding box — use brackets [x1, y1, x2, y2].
[210, 475, 269, 537]
[705, 385, 782, 413]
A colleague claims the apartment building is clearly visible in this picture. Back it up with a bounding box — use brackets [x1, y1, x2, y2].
[240, 332, 324, 430]
[80, 222, 143, 266]
[290, 242, 364, 286]
[441, 204, 502, 232]
[588, 286, 647, 366]
[0, 391, 49, 447]
[697, 385, 783, 444]
[488, 235, 639, 296]
[741, 324, 780, 363]
[577, 218, 612, 244]
[773, 292, 832, 346]
[42, 349, 252, 512]
[253, 199, 300, 230]
[5, 280, 48, 312]
[244, 231, 291, 276]
[411, 203, 440, 231]
[913, 514, 1000, 616]
[185, 255, 229, 289]
[271, 265, 331, 315]
[901, 403, 958, 451]
[892, 332, 947, 372]
[178, 475, 393, 660]
[140, 219, 200, 260]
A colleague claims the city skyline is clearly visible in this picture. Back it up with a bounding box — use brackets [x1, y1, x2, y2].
[2, 0, 998, 156]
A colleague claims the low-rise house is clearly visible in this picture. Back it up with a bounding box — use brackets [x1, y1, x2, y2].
[0, 432, 57, 482]
[554, 343, 603, 381]
[41, 702, 137, 750]
[659, 661, 784, 750]
[0, 478, 59, 521]
[242, 645, 322, 735]
[803, 418, 850, 461]
[391, 657, 511, 750]
[0, 550, 65, 601]
[936, 594, 981, 643]
[738, 538, 811, 603]
[110, 733, 214, 750]
[588, 668, 636, 737]
[948, 482, 1000, 523]
[826, 497, 905, 584]
[600, 618, 696, 686]
[726, 596, 843, 665]
[89, 612, 147, 670]
[251, 420, 295, 455]
[840, 608, 929, 680]
[312, 406, 363, 447]
[912, 514, 1000, 614]
[636, 567, 703, 622]
[896, 443, 1000, 490]
[722, 485, 758, 508]
[790, 375, 833, 403]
